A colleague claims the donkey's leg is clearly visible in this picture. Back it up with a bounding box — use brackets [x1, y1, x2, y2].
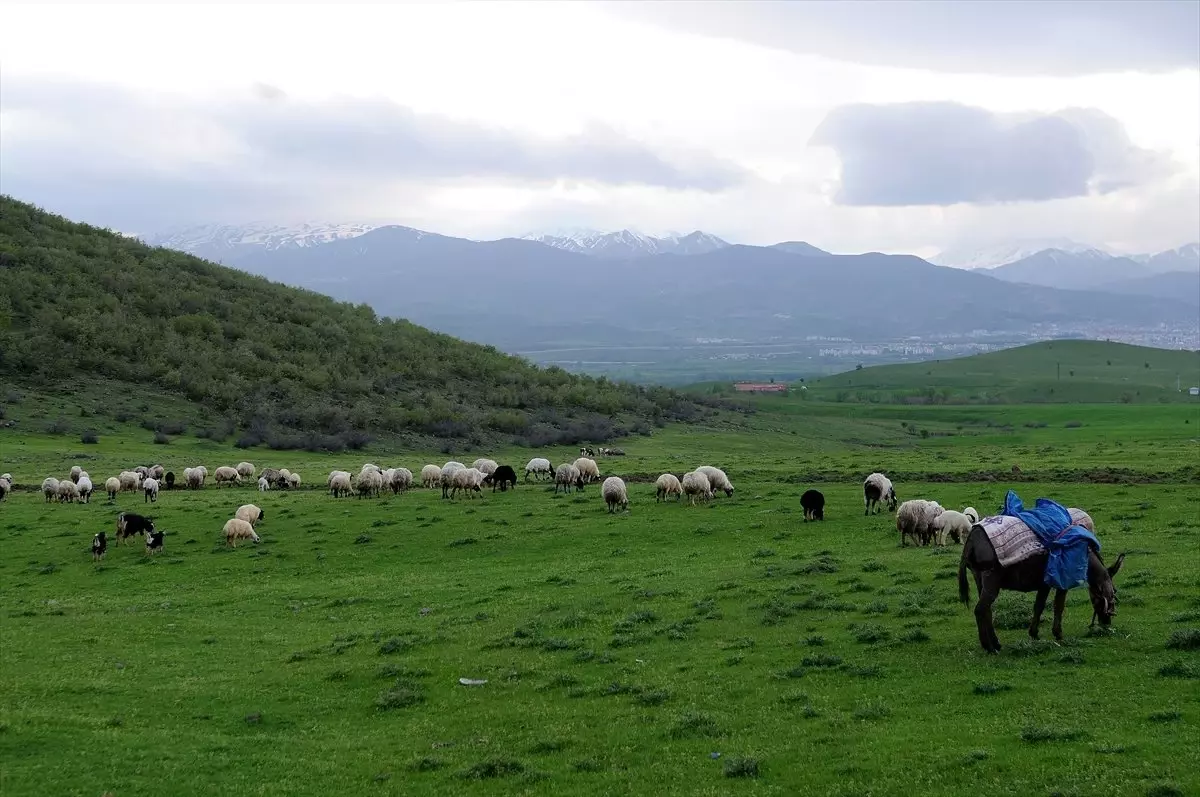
[1051, 589, 1068, 641]
[1029, 584, 1051, 640]
[974, 571, 1003, 653]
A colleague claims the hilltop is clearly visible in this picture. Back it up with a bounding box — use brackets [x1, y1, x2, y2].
[0, 197, 723, 450]
[803, 340, 1200, 404]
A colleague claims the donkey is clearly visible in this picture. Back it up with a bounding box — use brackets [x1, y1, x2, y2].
[958, 524, 1124, 653]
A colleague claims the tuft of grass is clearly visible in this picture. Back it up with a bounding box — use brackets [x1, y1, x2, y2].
[723, 757, 760, 778]
[375, 683, 425, 710]
[849, 623, 890, 644]
[668, 711, 722, 739]
[457, 759, 525, 780]
[1165, 629, 1200, 651]
[852, 700, 891, 721]
[1147, 710, 1181, 723]
[973, 682, 1012, 696]
[801, 653, 842, 668]
[1157, 660, 1198, 679]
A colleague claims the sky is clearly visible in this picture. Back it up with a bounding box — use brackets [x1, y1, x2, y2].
[1, 1, 1198, 258]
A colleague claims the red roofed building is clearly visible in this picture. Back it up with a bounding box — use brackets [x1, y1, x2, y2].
[733, 382, 788, 393]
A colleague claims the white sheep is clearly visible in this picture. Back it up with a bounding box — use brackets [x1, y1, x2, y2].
[223, 517, 260, 547]
[450, 467, 485, 498]
[42, 477, 60, 503]
[355, 468, 383, 498]
[696, 466, 734, 497]
[420, 464, 442, 489]
[286, 472, 301, 489]
[655, 473, 683, 503]
[196, 465, 208, 479]
[930, 509, 971, 546]
[573, 457, 600, 484]
[962, 506, 980, 524]
[524, 458, 552, 482]
[258, 476, 270, 492]
[70, 465, 82, 483]
[105, 477, 121, 500]
[185, 468, 203, 490]
[235, 504, 264, 527]
[329, 471, 352, 498]
[57, 479, 80, 503]
[0, 475, 11, 502]
[601, 476, 629, 513]
[472, 458, 499, 476]
[896, 499, 944, 547]
[863, 473, 897, 515]
[143, 477, 159, 503]
[1068, 508, 1094, 533]
[118, 471, 142, 493]
[236, 462, 256, 479]
[554, 463, 582, 494]
[213, 466, 242, 487]
[681, 471, 713, 506]
[361, 464, 381, 474]
[440, 462, 466, 498]
[391, 467, 413, 493]
[149, 464, 165, 481]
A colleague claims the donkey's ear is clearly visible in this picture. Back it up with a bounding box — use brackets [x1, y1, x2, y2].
[1108, 552, 1126, 578]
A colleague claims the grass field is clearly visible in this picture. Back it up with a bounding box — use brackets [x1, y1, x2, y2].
[2, 395, 1199, 796]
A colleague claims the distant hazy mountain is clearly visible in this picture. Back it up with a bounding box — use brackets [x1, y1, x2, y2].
[932, 238, 1101, 270]
[1099, 270, 1200, 305]
[769, 241, 830, 256]
[522, 229, 729, 258]
[140, 222, 377, 264]
[1132, 243, 1200, 274]
[984, 248, 1149, 289]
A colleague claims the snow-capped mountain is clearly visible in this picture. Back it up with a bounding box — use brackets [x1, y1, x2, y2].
[140, 222, 378, 264]
[931, 239, 1103, 270]
[984, 248, 1147, 290]
[770, 241, 830, 257]
[522, 229, 730, 259]
[1133, 242, 1200, 274]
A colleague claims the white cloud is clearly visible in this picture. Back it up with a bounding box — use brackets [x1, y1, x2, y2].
[0, 1, 1196, 254]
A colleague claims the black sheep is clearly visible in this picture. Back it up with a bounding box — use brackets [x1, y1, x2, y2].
[800, 489, 825, 521]
[116, 512, 154, 544]
[91, 531, 107, 561]
[485, 465, 518, 492]
[164, 471, 175, 490]
[145, 530, 165, 555]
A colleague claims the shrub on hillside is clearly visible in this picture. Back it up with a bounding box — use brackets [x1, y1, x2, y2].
[153, 431, 170, 445]
[81, 429, 99, 444]
[44, 418, 70, 435]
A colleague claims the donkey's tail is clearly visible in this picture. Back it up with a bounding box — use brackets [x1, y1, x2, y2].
[958, 555, 971, 606]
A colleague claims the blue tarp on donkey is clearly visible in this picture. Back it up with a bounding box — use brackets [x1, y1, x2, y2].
[1000, 490, 1100, 590]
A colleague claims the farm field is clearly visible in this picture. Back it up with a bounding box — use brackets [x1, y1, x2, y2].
[1, 399, 1199, 797]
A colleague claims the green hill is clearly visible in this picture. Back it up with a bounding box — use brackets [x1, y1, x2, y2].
[804, 340, 1200, 404]
[0, 197, 722, 449]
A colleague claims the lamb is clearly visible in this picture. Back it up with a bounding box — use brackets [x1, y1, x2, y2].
[148, 465, 164, 481]
[145, 530, 165, 555]
[77, 475, 94, 504]
[484, 465, 517, 492]
[472, 458, 499, 477]
[258, 476, 270, 492]
[863, 473, 897, 515]
[329, 471, 352, 498]
[573, 457, 601, 485]
[57, 480, 80, 503]
[116, 512, 154, 544]
[70, 465, 82, 483]
[524, 458, 552, 482]
[143, 477, 159, 503]
[696, 466, 734, 497]
[800, 489, 825, 521]
[91, 531, 107, 562]
[118, 470, 142, 493]
[223, 517, 260, 548]
[235, 504, 264, 527]
[451, 467, 486, 499]
[930, 509, 971, 546]
[681, 471, 713, 506]
[655, 473, 682, 503]
[420, 464, 442, 489]
[213, 466, 242, 487]
[895, 500, 944, 547]
[105, 477, 121, 500]
[554, 463, 584, 494]
[601, 476, 629, 513]
[42, 477, 60, 503]
[440, 462, 466, 499]
[236, 462, 255, 479]
[185, 468, 203, 490]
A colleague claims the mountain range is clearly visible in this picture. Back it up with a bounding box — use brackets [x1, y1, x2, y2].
[137, 221, 1199, 354]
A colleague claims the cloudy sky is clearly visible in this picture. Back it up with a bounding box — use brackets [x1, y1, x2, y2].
[1, 1, 1198, 257]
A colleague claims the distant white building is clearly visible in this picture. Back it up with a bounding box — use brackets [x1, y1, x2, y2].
[1189, 387, 1200, 396]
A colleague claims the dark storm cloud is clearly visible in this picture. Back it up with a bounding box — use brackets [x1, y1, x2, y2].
[606, 0, 1200, 77]
[0, 75, 748, 231]
[809, 102, 1171, 207]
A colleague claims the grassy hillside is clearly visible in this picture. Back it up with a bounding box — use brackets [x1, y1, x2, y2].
[0, 197, 723, 450]
[802, 340, 1200, 404]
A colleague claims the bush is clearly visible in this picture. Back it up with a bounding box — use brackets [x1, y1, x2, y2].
[43, 418, 70, 435]
[80, 429, 99, 444]
[153, 431, 170, 445]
